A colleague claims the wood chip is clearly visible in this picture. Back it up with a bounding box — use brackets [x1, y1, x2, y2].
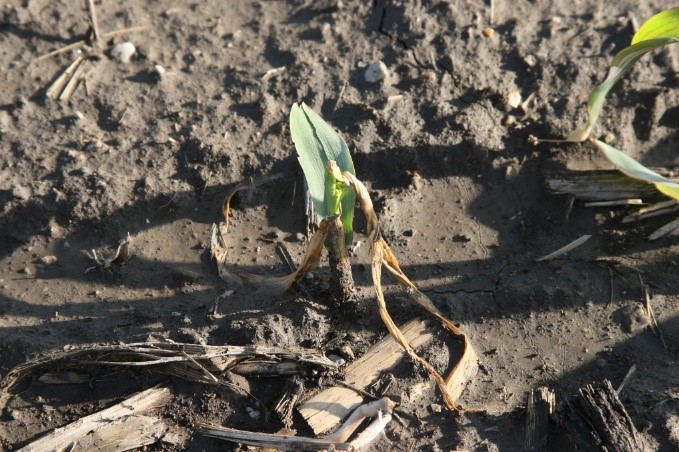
[17, 386, 171, 452]
[298, 318, 433, 435]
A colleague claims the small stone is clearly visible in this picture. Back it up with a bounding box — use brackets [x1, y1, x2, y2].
[523, 54, 537, 67]
[248, 410, 260, 419]
[48, 219, 65, 238]
[84, 140, 103, 152]
[328, 354, 346, 366]
[596, 358, 606, 368]
[364, 60, 389, 83]
[505, 90, 522, 111]
[429, 403, 443, 413]
[482, 27, 494, 38]
[602, 132, 616, 144]
[40, 255, 57, 265]
[409, 171, 422, 191]
[154, 64, 166, 78]
[110, 42, 136, 64]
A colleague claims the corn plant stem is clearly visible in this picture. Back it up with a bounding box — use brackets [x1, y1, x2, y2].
[325, 216, 356, 305]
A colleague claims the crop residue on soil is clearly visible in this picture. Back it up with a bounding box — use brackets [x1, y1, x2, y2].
[1, 1, 678, 450]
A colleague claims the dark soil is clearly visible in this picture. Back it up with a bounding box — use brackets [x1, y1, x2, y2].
[1, 1, 678, 450]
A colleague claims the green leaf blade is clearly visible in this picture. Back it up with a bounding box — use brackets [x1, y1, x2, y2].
[592, 139, 669, 183]
[592, 139, 679, 202]
[566, 37, 677, 142]
[632, 7, 679, 44]
[289, 102, 356, 246]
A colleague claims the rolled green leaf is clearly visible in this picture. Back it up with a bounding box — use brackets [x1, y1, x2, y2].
[566, 37, 678, 142]
[565, 8, 679, 142]
[591, 139, 679, 202]
[290, 102, 356, 246]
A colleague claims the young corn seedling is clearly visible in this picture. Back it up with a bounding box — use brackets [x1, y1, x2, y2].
[211, 102, 478, 411]
[549, 8, 679, 239]
[290, 102, 357, 305]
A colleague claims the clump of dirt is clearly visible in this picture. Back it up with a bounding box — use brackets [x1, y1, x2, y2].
[1, 1, 678, 450]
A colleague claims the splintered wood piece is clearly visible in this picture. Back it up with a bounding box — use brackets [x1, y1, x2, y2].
[68, 415, 168, 452]
[546, 170, 659, 201]
[198, 425, 353, 451]
[298, 318, 433, 435]
[566, 380, 644, 452]
[525, 386, 555, 451]
[17, 386, 171, 452]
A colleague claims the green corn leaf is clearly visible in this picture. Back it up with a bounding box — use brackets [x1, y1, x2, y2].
[632, 7, 679, 44]
[290, 102, 356, 246]
[565, 8, 679, 142]
[566, 37, 678, 142]
[592, 139, 679, 202]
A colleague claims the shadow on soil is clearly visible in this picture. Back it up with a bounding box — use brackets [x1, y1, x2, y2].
[1, 139, 678, 450]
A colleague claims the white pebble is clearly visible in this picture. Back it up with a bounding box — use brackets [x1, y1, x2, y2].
[328, 354, 346, 366]
[364, 60, 389, 83]
[41, 255, 58, 265]
[523, 54, 537, 67]
[110, 42, 136, 64]
[505, 91, 522, 111]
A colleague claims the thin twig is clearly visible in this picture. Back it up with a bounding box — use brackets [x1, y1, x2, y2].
[536, 235, 591, 262]
[58, 58, 88, 100]
[87, 0, 102, 49]
[31, 26, 146, 64]
[181, 351, 219, 383]
[32, 41, 89, 64]
[584, 199, 642, 207]
[616, 364, 637, 395]
[101, 26, 146, 39]
[641, 281, 666, 349]
[334, 82, 347, 112]
[45, 56, 84, 98]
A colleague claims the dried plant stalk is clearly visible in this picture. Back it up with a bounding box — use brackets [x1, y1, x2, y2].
[198, 397, 395, 450]
[0, 342, 336, 398]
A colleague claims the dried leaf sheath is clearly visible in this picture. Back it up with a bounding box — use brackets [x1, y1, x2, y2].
[342, 172, 478, 410]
